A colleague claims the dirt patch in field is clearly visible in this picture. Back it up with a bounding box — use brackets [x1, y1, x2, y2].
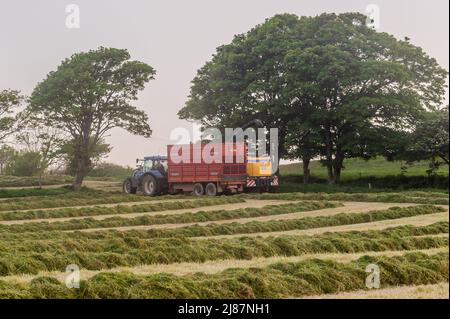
[303, 282, 449, 299]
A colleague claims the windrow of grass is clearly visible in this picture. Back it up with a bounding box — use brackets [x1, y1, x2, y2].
[0, 252, 447, 298]
[247, 192, 449, 205]
[396, 191, 450, 198]
[0, 222, 447, 275]
[0, 191, 189, 212]
[0, 187, 73, 199]
[278, 181, 450, 194]
[2, 221, 448, 255]
[0, 175, 73, 188]
[0, 204, 444, 236]
[0, 196, 249, 221]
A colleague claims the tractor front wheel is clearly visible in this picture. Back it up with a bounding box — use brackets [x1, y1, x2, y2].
[142, 175, 159, 196]
[122, 178, 137, 194]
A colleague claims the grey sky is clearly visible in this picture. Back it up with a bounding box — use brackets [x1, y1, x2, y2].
[1, 0, 448, 166]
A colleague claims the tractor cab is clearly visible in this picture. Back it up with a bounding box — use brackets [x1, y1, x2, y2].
[141, 156, 168, 174]
[133, 155, 167, 175]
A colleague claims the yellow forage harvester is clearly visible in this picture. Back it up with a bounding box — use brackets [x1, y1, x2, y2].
[246, 155, 272, 177]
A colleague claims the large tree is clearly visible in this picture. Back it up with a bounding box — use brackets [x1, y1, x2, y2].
[179, 13, 448, 183]
[178, 14, 301, 164]
[29, 47, 154, 190]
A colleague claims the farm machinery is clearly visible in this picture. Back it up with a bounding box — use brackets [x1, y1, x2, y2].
[122, 143, 279, 196]
[122, 120, 278, 196]
[122, 156, 169, 195]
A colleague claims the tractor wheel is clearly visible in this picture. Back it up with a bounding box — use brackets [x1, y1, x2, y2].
[193, 183, 204, 196]
[205, 183, 217, 196]
[142, 175, 159, 196]
[122, 178, 137, 194]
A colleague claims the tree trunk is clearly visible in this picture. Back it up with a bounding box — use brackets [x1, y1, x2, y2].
[38, 172, 42, 189]
[302, 156, 310, 184]
[324, 127, 334, 184]
[73, 171, 84, 191]
[332, 153, 344, 184]
[72, 152, 91, 191]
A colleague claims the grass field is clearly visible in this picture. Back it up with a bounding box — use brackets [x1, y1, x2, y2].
[0, 179, 448, 299]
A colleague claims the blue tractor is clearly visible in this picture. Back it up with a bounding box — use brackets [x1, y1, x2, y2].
[122, 156, 168, 196]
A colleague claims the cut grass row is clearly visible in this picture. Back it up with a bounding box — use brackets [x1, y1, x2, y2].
[0, 175, 73, 188]
[1, 188, 447, 211]
[2, 221, 448, 254]
[0, 222, 447, 275]
[0, 252, 447, 298]
[0, 201, 337, 231]
[0, 196, 248, 221]
[0, 187, 73, 199]
[0, 204, 444, 237]
[247, 192, 449, 205]
[0, 191, 189, 212]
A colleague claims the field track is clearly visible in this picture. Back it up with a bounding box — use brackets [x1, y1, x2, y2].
[0, 187, 448, 299]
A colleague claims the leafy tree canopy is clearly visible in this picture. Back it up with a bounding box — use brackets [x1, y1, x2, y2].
[29, 47, 155, 189]
[0, 89, 26, 143]
[178, 13, 448, 183]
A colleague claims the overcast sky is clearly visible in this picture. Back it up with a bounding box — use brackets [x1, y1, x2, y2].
[1, 0, 448, 166]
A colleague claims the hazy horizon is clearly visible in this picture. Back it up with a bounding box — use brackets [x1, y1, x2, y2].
[1, 0, 448, 166]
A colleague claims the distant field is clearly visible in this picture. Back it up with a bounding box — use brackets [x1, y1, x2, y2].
[280, 157, 449, 179]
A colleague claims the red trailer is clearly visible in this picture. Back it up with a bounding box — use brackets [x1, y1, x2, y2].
[167, 143, 247, 196]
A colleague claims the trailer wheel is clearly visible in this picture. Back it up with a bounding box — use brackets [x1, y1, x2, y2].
[268, 186, 279, 193]
[205, 183, 217, 196]
[122, 178, 137, 194]
[142, 175, 159, 196]
[193, 183, 204, 196]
